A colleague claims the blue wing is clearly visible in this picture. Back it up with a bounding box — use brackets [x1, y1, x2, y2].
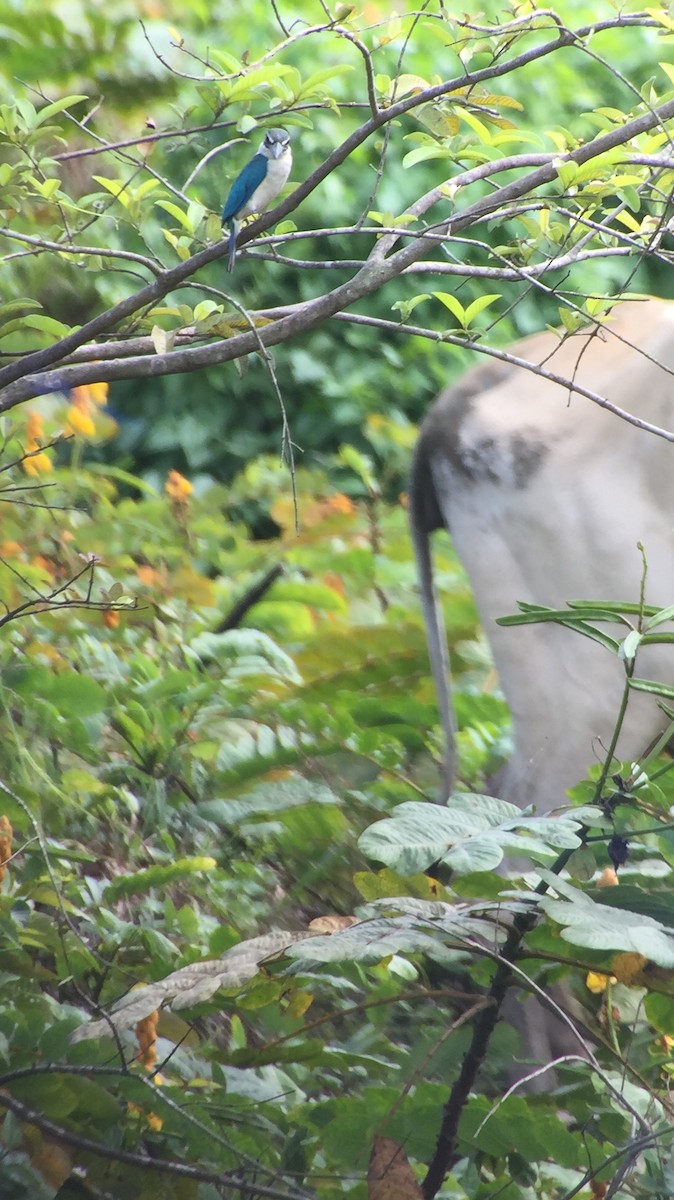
[221, 153, 267, 224]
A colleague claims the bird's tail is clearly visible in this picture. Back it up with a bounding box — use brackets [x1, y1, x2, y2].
[226, 221, 238, 272]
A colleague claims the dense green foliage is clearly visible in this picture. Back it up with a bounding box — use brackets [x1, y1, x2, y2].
[2, 2, 674, 1198]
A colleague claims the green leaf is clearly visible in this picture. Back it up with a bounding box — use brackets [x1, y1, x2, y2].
[497, 604, 621, 653]
[566, 846, 596, 881]
[646, 603, 674, 630]
[0, 298, 43, 326]
[554, 158, 578, 188]
[34, 94, 88, 126]
[9, 1075, 79, 1118]
[621, 629, 642, 662]
[103, 857, 217, 901]
[391, 293, 431, 320]
[592, 885, 674, 927]
[229, 1038, 324, 1066]
[358, 794, 581, 876]
[208, 49, 242, 72]
[645, 992, 674, 1035]
[354, 867, 451, 902]
[85, 463, 159, 495]
[463, 293, 501, 325]
[12, 669, 107, 717]
[456, 107, 493, 141]
[403, 143, 453, 168]
[198, 776, 340, 825]
[189, 629, 301, 681]
[541, 889, 674, 966]
[338, 444, 378, 492]
[29, 175, 62, 199]
[287, 916, 449, 964]
[629, 677, 674, 700]
[92, 175, 129, 202]
[0, 313, 70, 339]
[432, 291, 467, 326]
[296, 63, 353, 99]
[155, 199, 193, 230]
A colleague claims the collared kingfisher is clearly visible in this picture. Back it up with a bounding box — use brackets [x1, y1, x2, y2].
[221, 128, 292, 271]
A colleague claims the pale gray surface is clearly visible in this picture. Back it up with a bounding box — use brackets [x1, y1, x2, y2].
[411, 299, 674, 812]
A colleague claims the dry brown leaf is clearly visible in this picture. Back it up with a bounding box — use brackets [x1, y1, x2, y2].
[611, 951, 649, 986]
[308, 915, 360, 933]
[368, 1136, 423, 1200]
[20, 1124, 71, 1188]
[590, 1182, 608, 1199]
[30, 1140, 72, 1188]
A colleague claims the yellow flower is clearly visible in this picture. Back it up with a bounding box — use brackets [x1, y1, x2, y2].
[127, 1102, 163, 1131]
[70, 385, 90, 408]
[64, 381, 109, 439]
[86, 381, 109, 407]
[65, 405, 96, 438]
[23, 450, 52, 476]
[586, 971, 615, 994]
[165, 469, 193, 501]
[71, 382, 108, 410]
[23, 410, 53, 474]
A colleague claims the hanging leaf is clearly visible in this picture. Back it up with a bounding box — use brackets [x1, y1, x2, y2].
[71, 930, 317, 1041]
[368, 1136, 423, 1200]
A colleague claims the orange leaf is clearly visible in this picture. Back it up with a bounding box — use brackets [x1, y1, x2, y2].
[597, 867, 619, 888]
[26, 410, 44, 441]
[323, 572, 346, 598]
[324, 492, 355, 515]
[137, 564, 163, 587]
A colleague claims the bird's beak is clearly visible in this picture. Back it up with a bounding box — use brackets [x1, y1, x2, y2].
[271, 143, 286, 158]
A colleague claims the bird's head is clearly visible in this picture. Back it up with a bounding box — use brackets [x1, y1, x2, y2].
[261, 128, 291, 160]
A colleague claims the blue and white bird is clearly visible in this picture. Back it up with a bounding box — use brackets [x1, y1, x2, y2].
[221, 128, 292, 272]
